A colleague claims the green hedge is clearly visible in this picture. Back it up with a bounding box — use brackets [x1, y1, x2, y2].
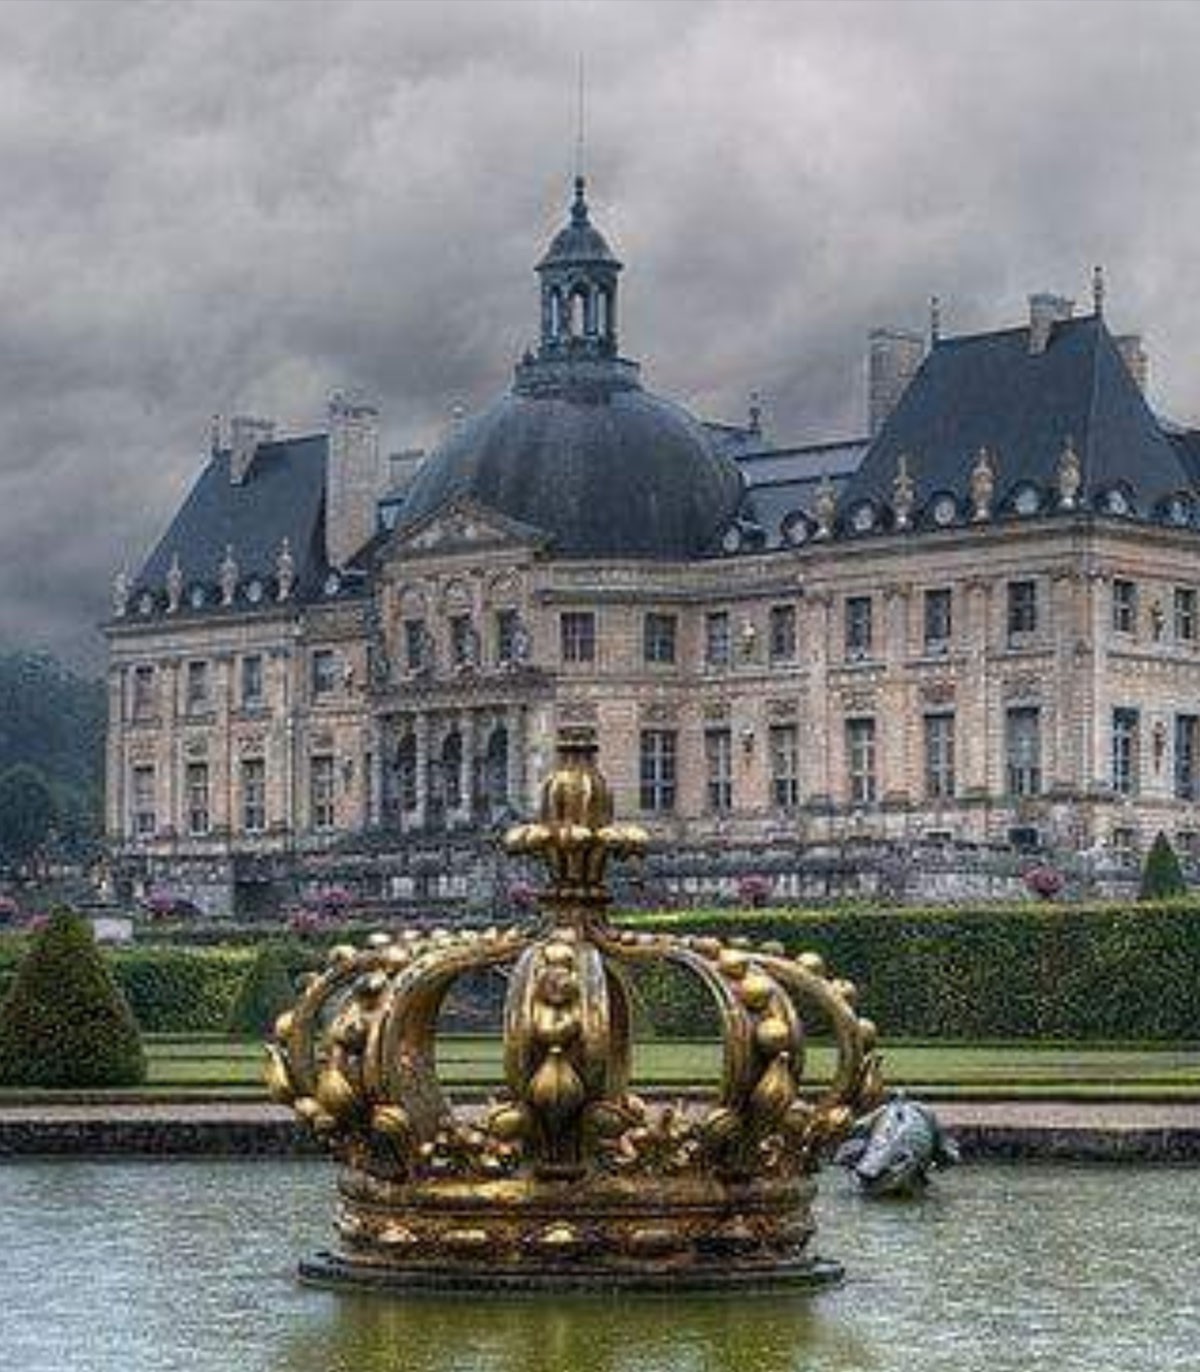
[617, 903, 1200, 1041]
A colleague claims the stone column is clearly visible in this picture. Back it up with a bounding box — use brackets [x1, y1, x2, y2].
[367, 715, 384, 830]
[881, 583, 912, 811]
[804, 591, 833, 815]
[459, 709, 475, 825]
[414, 711, 430, 830]
[106, 666, 125, 840]
[163, 658, 180, 838]
[961, 578, 991, 801]
[506, 704, 525, 812]
[213, 652, 233, 836]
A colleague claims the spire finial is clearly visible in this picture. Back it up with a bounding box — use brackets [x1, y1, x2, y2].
[930, 295, 942, 346]
[574, 52, 586, 180]
[1092, 265, 1105, 317]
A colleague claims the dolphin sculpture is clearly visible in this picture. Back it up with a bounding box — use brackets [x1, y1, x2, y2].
[834, 1092, 960, 1197]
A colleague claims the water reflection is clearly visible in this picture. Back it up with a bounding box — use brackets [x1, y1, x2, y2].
[273, 1287, 872, 1372]
[1, 1160, 1198, 1372]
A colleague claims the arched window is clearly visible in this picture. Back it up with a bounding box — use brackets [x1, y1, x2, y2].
[568, 285, 589, 337]
[441, 730, 463, 811]
[396, 735, 417, 812]
[484, 726, 509, 814]
[549, 288, 563, 340]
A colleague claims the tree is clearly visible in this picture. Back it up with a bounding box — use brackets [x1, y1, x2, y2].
[1139, 831, 1188, 901]
[225, 943, 298, 1039]
[0, 909, 145, 1086]
[0, 764, 57, 867]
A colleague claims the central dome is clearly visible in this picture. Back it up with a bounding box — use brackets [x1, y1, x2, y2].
[395, 179, 745, 560]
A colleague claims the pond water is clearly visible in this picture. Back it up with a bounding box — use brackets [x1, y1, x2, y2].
[1, 1159, 1196, 1372]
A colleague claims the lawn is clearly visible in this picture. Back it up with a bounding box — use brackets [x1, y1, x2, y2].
[127, 1036, 1200, 1101]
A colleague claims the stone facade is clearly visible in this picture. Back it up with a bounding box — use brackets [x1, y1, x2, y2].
[104, 184, 1200, 915]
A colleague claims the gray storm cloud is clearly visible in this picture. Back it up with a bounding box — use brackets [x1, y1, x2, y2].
[1, 0, 1197, 665]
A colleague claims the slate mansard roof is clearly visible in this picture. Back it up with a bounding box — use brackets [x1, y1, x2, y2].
[836, 313, 1197, 532]
[130, 434, 338, 612]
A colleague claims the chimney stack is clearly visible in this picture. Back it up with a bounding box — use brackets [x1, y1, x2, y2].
[1114, 335, 1149, 394]
[868, 328, 924, 436]
[326, 390, 382, 568]
[1028, 293, 1074, 356]
[229, 415, 275, 484]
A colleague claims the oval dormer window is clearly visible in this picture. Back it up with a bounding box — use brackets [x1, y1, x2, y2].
[781, 511, 809, 547]
[138, 592, 155, 616]
[189, 585, 206, 610]
[245, 578, 264, 605]
[932, 494, 957, 527]
[1013, 484, 1040, 517]
[850, 502, 875, 534]
[1106, 488, 1131, 517]
[721, 525, 743, 555]
[1166, 494, 1192, 527]
[324, 572, 342, 597]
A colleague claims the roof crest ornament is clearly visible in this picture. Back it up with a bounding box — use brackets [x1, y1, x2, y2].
[112, 568, 129, 619]
[1092, 265, 1105, 318]
[1057, 435, 1082, 511]
[814, 474, 837, 539]
[892, 454, 916, 530]
[969, 447, 996, 523]
[165, 552, 184, 614]
[276, 538, 295, 602]
[929, 295, 941, 347]
[219, 544, 239, 607]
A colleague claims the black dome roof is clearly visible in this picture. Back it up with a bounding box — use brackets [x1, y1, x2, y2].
[397, 385, 745, 560]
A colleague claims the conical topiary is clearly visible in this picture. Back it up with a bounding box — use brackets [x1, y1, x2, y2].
[225, 942, 298, 1039]
[0, 908, 145, 1087]
[1139, 830, 1188, 901]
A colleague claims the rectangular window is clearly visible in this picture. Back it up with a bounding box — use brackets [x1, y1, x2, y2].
[704, 728, 733, 813]
[1112, 707, 1140, 796]
[450, 614, 475, 667]
[643, 612, 677, 665]
[769, 605, 797, 662]
[845, 597, 873, 659]
[1007, 580, 1038, 636]
[846, 717, 877, 805]
[495, 608, 519, 664]
[132, 665, 155, 719]
[131, 765, 156, 837]
[185, 660, 209, 713]
[924, 588, 952, 653]
[1006, 706, 1042, 796]
[241, 758, 266, 833]
[404, 618, 427, 671]
[639, 729, 677, 812]
[705, 611, 731, 667]
[924, 714, 956, 800]
[310, 649, 338, 698]
[241, 654, 263, 708]
[769, 724, 799, 810]
[1175, 588, 1197, 643]
[185, 762, 210, 836]
[1112, 579, 1137, 634]
[1175, 715, 1199, 801]
[560, 611, 596, 663]
[310, 755, 336, 831]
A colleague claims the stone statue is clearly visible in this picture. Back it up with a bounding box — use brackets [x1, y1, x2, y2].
[276, 538, 295, 601]
[892, 454, 915, 530]
[814, 474, 837, 539]
[219, 545, 239, 607]
[165, 553, 184, 614]
[969, 448, 995, 522]
[1058, 436, 1082, 511]
[834, 1092, 960, 1197]
[112, 569, 129, 619]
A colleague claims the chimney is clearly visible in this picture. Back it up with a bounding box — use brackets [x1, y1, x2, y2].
[326, 390, 382, 568]
[229, 415, 275, 484]
[868, 328, 924, 436]
[1114, 334, 1149, 393]
[1028, 293, 1074, 356]
[387, 448, 426, 490]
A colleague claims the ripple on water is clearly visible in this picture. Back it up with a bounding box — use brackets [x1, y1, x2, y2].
[0, 1160, 1197, 1372]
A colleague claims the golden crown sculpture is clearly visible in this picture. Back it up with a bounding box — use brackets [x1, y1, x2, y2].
[267, 733, 884, 1291]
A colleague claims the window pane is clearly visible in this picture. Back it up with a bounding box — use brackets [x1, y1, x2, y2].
[705, 729, 732, 812]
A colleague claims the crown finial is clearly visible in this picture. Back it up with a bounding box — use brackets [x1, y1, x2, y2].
[1092, 265, 1105, 317]
[930, 295, 942, 345]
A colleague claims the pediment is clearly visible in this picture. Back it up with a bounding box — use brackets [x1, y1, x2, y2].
[384, 495, 550, 562]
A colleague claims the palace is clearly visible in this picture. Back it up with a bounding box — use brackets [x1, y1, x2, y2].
[105, 178, 1200, 914]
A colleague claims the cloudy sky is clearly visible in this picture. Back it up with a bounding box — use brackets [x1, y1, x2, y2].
[2, 0, 1198, 667]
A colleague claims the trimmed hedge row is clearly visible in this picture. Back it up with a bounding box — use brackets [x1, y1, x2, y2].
[617, 903, 1200, 1041]
[0, 940, 316, 1035]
